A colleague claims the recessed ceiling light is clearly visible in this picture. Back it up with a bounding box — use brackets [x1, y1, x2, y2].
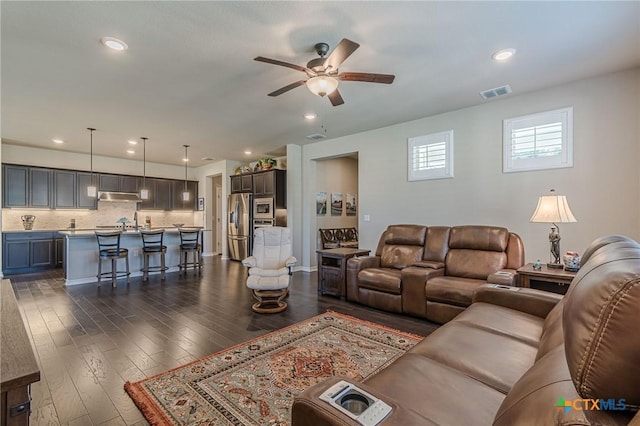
[303, 113, 317, 120]
[52, 138, 64, 144]
[201, 156, 215, 161]
[126, 150, 135, 155]
[244, 151, 252, 155]
[128, 140, 137, 145]
[101, 37, 128, 51]
[492, 48, 516, 62]
[182, 158, 189, 162]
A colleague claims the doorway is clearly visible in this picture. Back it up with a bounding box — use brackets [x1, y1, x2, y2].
[210, 175, 223, 255]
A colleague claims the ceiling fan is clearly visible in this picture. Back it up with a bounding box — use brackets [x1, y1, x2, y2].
[254, 38, 395, 106]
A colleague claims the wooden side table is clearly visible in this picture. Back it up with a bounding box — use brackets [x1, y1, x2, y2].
[517, 263, 576, 288]
[317, 248, 370, 299]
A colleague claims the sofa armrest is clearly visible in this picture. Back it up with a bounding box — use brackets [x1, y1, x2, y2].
[412, 260, 445, 269]
[292, 377, 434, 426]
[487, 269, 518, 286]
[346, 256, 380, 303]
[241, 256, 256, 268]
[472, 284, 563, 318]
[401, 266, 445, 318]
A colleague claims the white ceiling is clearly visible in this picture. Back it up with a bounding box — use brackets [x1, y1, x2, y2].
[2, 1, 639, 167]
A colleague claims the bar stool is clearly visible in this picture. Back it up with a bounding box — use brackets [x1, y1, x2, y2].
[95, 231, 130, 287]
[178, 228, 202, 274]
[140, 229, 167, 281]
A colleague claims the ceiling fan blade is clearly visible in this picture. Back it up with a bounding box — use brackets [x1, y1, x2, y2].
[324, 39, 360, 71]
[338, 72, 395, 84]
[267, 80, 307, 97]
[328, 89, 344, 106]
[254, 56, 313, 74]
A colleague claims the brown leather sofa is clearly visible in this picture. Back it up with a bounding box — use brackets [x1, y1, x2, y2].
[293, 235, 640, 425]
[346, 224, 525, 323]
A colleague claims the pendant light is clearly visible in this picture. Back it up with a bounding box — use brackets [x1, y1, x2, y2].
[182, 144, 190, 201]
[87, 127, 97, 197]
[140, 137, 149, 200]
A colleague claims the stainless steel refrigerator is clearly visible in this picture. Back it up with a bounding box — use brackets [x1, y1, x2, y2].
[227, 193, 252, 260]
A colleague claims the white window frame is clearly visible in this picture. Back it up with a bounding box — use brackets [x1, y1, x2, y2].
[503, 107, 573, 173]
[408, 130, 454, 181]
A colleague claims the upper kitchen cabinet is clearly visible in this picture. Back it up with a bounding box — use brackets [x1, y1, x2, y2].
[171, 180, 198, 210]
[53, 170, 77, 208]
[98, 174, 139, 193]
[76, 172, 98, 209]
[139, 178, 173, 210]
[230, 174, 253, 193]
[253, 169, 286, 208]
[2, 165, 52, 208]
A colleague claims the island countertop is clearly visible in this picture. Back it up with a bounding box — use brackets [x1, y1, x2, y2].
[61, 228, 207, 285]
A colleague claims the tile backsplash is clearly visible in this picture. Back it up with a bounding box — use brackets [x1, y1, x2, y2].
[2, 201, 198, 231]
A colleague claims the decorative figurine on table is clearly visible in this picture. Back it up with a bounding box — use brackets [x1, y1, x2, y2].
[549, 226, 561, 265]
[117, 217, 130, 231]
[563, 251, 581, 272]
[533, 259, 542, 271]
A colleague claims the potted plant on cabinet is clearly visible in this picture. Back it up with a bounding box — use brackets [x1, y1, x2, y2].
[257, 158, 277, 170]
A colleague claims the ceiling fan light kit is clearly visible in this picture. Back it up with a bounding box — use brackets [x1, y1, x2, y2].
[255, 38, 395, 106]
[306, 76, 339, 97]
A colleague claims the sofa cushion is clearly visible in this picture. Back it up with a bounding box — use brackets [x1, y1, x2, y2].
[445, 249, 507, 279]
[535, 298, 565, 361]
[383, 224, 427, 245]
[380, 245, 424, 269]
[365, 354, 505, 426]
[425, 276, 485, 307]
[358, 268, 402, 294]
[455, 302, 544, 347]
[409, 321, 538, 393]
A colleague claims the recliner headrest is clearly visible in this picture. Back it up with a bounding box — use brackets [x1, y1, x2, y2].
[563, 239, 640, 407]
[383, 225, 427, 246]
[448, 225, 509, 252]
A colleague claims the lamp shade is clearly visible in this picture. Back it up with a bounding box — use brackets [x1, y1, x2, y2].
[306, 76, 339, 97]
[529, 190, 577, 223]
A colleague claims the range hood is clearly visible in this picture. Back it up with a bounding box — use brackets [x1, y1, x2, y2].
[98, 191, 142, 202]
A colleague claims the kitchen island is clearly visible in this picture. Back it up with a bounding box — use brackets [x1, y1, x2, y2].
[59, 228, 202, 286]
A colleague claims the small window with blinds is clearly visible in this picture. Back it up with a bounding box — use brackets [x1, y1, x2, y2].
[503, 107, 573, 173]
[408, 130, 454, 181]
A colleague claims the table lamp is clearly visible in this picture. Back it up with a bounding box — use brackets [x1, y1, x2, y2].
[529, 189, 577, 269]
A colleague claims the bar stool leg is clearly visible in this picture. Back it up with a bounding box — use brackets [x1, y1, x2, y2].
[111, 257, 117, 288]
[97, 257, 102, 286]
[142, 254, 148, 281]
[161, 252, 166, 280]
[126, 255, 130, 284]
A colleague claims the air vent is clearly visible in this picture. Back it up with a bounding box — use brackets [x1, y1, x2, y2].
[480, 84, 512, 100]
[306, 133, 327, 141]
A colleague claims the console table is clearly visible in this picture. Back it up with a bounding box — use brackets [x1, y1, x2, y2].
[317, 248, 370, 299]
[1, 280, 40, 426]
[517, 263, 576, 288]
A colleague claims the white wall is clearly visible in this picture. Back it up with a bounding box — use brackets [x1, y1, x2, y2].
[286, 144, 303, 268]
[300, 68, 640, 268]
[315, 156, 358, 248]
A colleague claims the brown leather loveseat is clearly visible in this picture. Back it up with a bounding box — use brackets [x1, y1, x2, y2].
[293, 235, 640, 425]
[346, 224, 524, 323]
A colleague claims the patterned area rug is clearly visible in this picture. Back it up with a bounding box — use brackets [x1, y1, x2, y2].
[124, 311, 422, 425]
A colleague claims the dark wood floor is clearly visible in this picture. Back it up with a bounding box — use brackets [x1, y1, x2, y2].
[10, 256, 438, 426]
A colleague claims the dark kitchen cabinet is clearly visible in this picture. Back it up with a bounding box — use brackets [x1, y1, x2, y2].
[29, 168, 53, 208]
[76, 172, 98, 209]
[2, 165, 28, 207]
[55, 238, 64, 267]
[253, 169, 286, 208]
[2, 232, 60, 275]
[53, 170, 77, 208]
[2, 165, 53, 208]
[231, 174, 253, 193]
[140, 179, 174, 210]
[171, 180, 198, 210]
[99, 174, 139, 193]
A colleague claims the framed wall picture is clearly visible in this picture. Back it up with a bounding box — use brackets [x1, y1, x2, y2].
[198, 197, 204, 211]
[346, 193, 357, 216]
[316, 192, 327, 215]
[331, 193, 343, 216]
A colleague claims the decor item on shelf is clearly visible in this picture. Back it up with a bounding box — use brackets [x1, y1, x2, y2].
[182, 145, 190, 201]
[145, 216, 151, 229]
[257, 157, 276, 170]
[529, 189, 577, 269]
[140, 137, 149, 200]
[117, 217, 130, 231]
[21, 215, 35, 230]
[563, 251, 581, 272]
[235, 165, 251, 174]
[87, 127, 97, 197]
[172, 223, 184, 228]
